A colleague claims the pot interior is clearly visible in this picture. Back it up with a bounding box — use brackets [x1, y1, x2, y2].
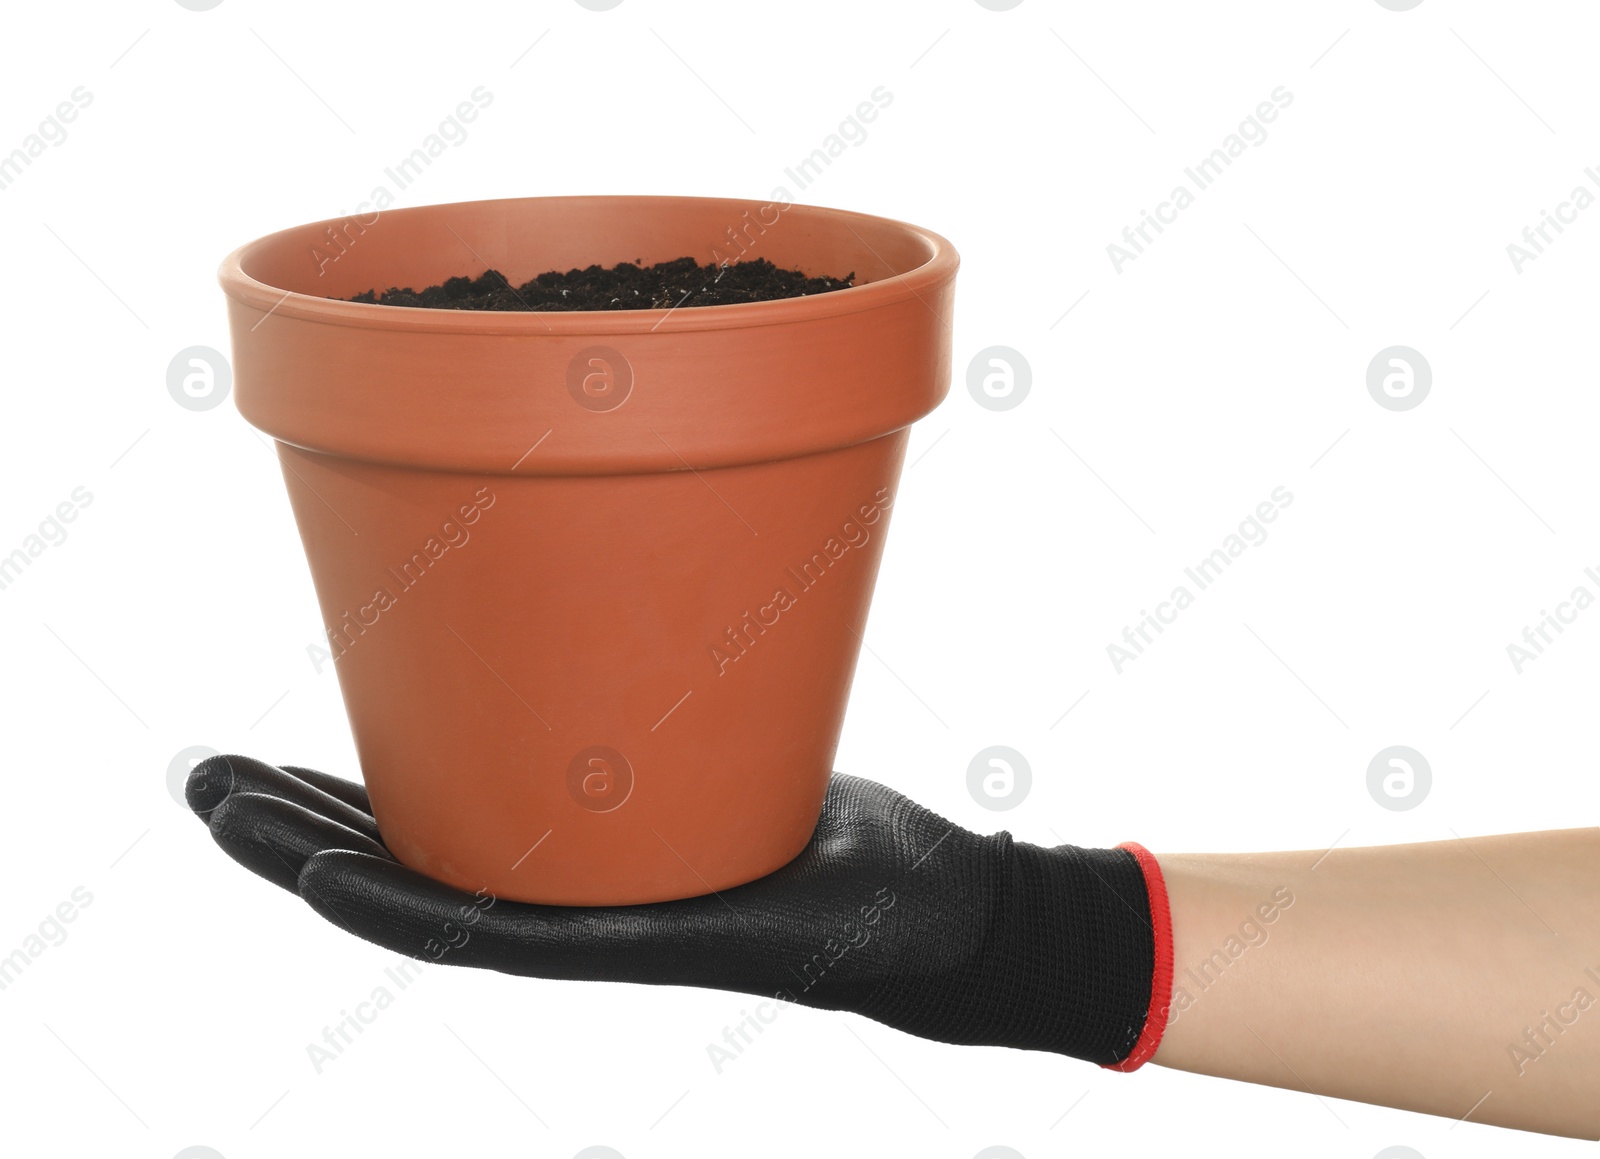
[238, 195, 939, 308]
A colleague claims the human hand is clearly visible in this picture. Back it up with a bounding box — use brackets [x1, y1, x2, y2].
[186, 755, 1168, 1068]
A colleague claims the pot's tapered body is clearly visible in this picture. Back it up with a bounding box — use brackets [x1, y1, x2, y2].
[220, 195, 958, 904]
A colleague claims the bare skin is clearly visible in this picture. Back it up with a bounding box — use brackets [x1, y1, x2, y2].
[1152, 827, 1600, 1139]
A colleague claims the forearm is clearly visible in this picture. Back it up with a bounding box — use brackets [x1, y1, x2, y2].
[1148, 827, 1600, 1139]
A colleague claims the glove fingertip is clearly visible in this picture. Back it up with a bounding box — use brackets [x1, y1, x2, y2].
[297, 849, 456, 962]
[298, 849, 390, 916]
[206, 792, 303, 893]
[185, 753, 242, 818]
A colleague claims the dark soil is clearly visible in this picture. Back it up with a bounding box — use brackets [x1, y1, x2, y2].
[340, 257, 857, 311]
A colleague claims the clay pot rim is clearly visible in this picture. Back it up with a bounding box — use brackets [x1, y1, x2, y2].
[218, 194, 958, 336]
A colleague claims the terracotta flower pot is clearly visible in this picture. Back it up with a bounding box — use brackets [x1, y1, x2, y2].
[218, 195, 958, 904]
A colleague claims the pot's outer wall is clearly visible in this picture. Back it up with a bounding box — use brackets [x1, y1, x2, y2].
[221, 195, 959, 904]
[275, 435, 905, 904]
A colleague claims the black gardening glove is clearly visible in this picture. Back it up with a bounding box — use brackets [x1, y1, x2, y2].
[186, 755, 1168, 1068]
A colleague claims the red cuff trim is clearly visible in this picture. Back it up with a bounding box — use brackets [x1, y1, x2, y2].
[1103, 841, 1173, 1073]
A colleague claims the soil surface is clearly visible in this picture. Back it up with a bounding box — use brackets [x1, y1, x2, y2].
[340, 257, 857, 311]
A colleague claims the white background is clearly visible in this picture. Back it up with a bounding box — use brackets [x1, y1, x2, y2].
[1, 1, 1596, 1156]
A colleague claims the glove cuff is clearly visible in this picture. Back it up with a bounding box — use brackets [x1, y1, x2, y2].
[1101, 841, 1173, 1072]
[981, 838, 1162, 1065]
